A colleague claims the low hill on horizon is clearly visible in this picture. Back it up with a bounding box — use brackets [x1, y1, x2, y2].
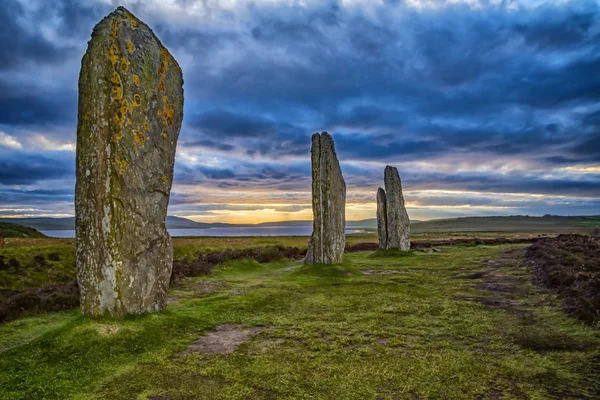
[411, 215, 600, 233]
[1, 214, 597, 233]
[0, 222, 47, 238]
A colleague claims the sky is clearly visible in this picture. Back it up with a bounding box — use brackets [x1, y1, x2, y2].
[0, 0, 599, 224]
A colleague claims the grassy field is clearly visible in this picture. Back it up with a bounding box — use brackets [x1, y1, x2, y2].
[1, 244, 599, 399]
[411, 215, 600, 234]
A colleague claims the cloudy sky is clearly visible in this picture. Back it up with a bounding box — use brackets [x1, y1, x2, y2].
[1, 0, 599, 223]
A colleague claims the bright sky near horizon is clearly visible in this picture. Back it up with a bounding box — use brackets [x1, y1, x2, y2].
[0, 0, 599, 224]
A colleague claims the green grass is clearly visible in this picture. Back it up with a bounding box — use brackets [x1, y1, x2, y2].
[0, 245, 76, 290]
[1, 244, 598, 399]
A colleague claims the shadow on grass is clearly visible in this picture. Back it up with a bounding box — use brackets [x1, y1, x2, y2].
[287, 263, 361, 279]
[368, 249, 416, 259]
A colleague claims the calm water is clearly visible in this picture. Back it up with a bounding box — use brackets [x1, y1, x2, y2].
[41, 226, 364, 238]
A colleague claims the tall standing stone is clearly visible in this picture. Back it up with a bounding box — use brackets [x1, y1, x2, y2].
[377, 166, 410, 251]
[305, 132, 346, 265]
[75, 7, 183, 316]
[376, 188, 387, 250]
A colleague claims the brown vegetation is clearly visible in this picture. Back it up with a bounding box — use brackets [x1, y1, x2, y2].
[525, 234, 600, 324]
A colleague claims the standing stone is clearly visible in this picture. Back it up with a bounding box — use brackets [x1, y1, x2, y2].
[593, 226, 599, 237]
[377, 166, 410, 251]
[75, 7, 183, 316]
[305, 132, 346, 265]
[376, 188, 387, 250]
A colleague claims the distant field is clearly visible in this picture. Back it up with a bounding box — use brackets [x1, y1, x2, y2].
[411, 215, 599, 234]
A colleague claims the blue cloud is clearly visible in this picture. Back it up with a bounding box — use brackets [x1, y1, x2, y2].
[0, 0, 599, 218]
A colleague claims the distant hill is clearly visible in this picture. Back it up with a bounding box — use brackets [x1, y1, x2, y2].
[2, 215, 597, 233]
[0, 222, 47, 238]
[411, 215, 600, 233]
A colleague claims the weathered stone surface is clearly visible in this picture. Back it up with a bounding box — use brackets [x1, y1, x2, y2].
[378, 166, 410, 251]
[376, 188, 387, 250]
[305, 132, 346, 265]
[75, 7, 183, 316]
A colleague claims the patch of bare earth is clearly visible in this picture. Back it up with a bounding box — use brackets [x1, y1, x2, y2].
[456, 247, 535, 316]
[177, 324, 264, 358]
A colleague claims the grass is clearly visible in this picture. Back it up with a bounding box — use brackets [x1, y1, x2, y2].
[0, 244, 598, 399]
[0, 245, 75, 290]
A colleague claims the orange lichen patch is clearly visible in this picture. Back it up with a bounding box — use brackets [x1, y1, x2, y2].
[119, 99, 132, 116]
[110, 72, 121, 85]
[143, 120, 149, 131]
[110, 18, 119, 40]
[132, 94, 142, 107]
[112, 86, 123, 101]
[113, 113, 124, 126]
[132, 74, 140, 87]
[133, 130, 146, 146]
[112, 129, 124, 143]
[114, 157, 128, 176]
[108, 44, 120, 65]
[125, 12, 138, 30]
[158, 78, 166, 93]
[127, 39, 136, 54]
[161, 175, 169, 184]
[157, 109, 162, 116]
[120, 57, 130, 73]
[161, 96, 175, 127]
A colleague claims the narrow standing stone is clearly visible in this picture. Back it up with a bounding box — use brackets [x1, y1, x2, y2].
[75, 7, 183, 316]
[377, 166, 410, 251]
[376, 188, 387, 250]
[305, 132, 346, 265]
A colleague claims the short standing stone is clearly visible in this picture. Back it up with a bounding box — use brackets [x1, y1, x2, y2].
[75, 7, 183, 316]
[593, 226, 599, 237]
[376, 188, 387, 250]
[305, 132, 346, 265]
[382, 166, 410, 251]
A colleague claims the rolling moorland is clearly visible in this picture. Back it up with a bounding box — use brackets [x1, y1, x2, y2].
[0, 216, 599, 399]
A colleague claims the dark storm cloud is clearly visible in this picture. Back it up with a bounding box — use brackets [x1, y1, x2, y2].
[0, 150, 74, 185]
[1, 0, 599, 216]
[0, 0, 77, 71]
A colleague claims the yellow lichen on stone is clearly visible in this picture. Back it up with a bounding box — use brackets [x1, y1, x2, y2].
[120, 57, 130, 73]
[110, 72, 121, 85]
[126, 118, 132, 125]
[161, 175, 169, 184]
[132, 74, 140, 86]
[162, 131, 168, 138]
[114, 156, 128, 176]
[133, 129, 146, 146]
[161, 96, 174, 127]
[110, 18, 119, 40]
[112, 85, 123, 101]
[127, 39, 136, 54]
[125, 12, 138, 30]
[119, 99, 132, 116]
[112, 129, 124, 143]
[133, 94, 142, 107]
[158, 78, 166, 93]
[143, 120, 149, 131]
[108, 44, 119, 65]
